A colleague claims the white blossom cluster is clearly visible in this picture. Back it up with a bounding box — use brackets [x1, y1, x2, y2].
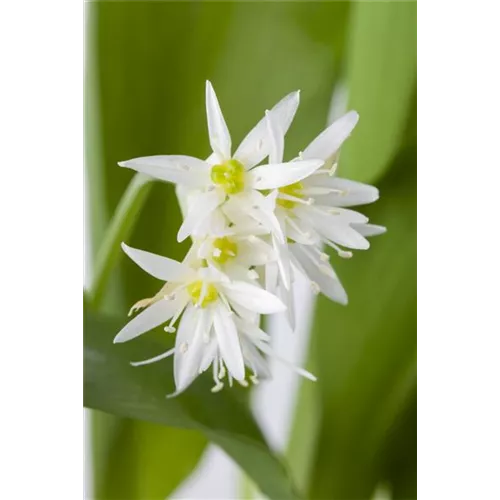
[114, 81, 385, 396]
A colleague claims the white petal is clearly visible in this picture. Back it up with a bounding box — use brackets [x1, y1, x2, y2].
[233, 317, 271, 343]
[119, 155, 210, 188]
[248, 160, 324, 190]
[278, 279, 296, 331]
[199, 338, 218, 373]
[222, 280, 286, 314]
[114, 296, 187, 343]
[311, 206, 370, 224]
[291, 244, 348, 305]
[301, 110, 359, 161]
[234, 90, 300, 169]
[206, 81, 231, 160]
[240, 340, 271, 379]
[266, 110, 284, 164]
[229, 299, 260, 325]
[284, 214, 322, 246]
[304, 176, 379, 207]
[233, 191, 285, 243]
[221, 261, 251, 281]
[205, 152, 220, 165]
[295, 206, 370, 250]
[237, 238, 275, 266]
[213, 306, 245, 381]
[351, 223, 387, 237]
[177, 189, 225, 242]
[265, 262, 279, 293]
[173, 304, 196, 387]
[175, 306, 213, 392]
[121, 243, 190, 281]
[272, 232, 291, 290]
[255, 340, 317, 381]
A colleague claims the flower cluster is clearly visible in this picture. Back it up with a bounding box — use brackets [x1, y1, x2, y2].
[114, 81, 385, 396]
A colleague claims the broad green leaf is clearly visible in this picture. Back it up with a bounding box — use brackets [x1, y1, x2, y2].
[92, 412, 206, 500]
[84, 304, 301, 500]
[308, 147, 417, 499]
[340, 2, 417, 184]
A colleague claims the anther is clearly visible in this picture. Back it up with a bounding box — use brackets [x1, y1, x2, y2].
[247, 270, 259, 280]
[211, 382, 224, 393]
[250, 375, 259, 385]
[164, 293, 176, 301]
[212, 248, 222, 258]
[338, 250, 353, 259]
[310, 282, 321, 294]
[238, 379, 249, 387]
[320, 252, 330, 262]
[180, 342, 188, 354]
[164, 326, 176, 333]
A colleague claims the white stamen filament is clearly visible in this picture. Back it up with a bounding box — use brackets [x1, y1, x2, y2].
[219, 359, 226, 379]
[130, 347, 176, 367]
[278, 193, 314, 206]
[218, 292, 232, 311]
[325, 240, 353, 259]
[302, 187, 345, 196]
[165, 303, 187, 331]
[212, 359, 224, 392]
[286, 217, 314, 243]
[257, 341, 317, 382]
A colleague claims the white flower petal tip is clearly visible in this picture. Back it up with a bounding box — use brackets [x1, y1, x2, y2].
[205, 80, 231, 160]
[302, 110, 360, 161]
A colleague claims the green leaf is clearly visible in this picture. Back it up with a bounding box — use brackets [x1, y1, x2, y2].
[308, 147, 417, 499]
[84, 304, 301, 500]
[92, 412, 206, 500]
[340, 2, 417, 184]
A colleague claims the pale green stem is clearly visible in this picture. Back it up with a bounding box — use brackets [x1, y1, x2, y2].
[87, 173, 153, 309]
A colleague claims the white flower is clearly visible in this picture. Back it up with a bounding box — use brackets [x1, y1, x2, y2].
[114, 243, 314, 395]
[118, 81, 323, 243]
[263, 110, 386, 321]
[191, 219, 276, 282]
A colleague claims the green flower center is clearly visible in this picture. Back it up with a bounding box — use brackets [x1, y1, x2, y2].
[212, 237, 238, 264]
[277, 182, 304, 209]
[210, 159, 245, 194]
[187, 281, 218, 307]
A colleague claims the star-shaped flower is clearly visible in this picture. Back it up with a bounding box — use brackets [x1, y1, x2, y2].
[114, 243, 314, 394]
[119, 81, 323, 243]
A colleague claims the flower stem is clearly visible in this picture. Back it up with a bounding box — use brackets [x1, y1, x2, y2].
[87, 173, 152, 309]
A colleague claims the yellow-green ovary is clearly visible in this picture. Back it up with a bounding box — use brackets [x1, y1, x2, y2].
[212, 237, 238, 264]
[277, 181, 304, 209]
[210, 159, 245, 194]
[187, 281, 218, 307]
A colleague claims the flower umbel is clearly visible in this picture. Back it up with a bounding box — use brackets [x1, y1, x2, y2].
[114, 81, 384, 395]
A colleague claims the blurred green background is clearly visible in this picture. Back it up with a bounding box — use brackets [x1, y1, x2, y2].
[84, 1, 416, 499]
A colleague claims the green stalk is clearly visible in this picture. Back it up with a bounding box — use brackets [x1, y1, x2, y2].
[87, 173, 153, 309]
